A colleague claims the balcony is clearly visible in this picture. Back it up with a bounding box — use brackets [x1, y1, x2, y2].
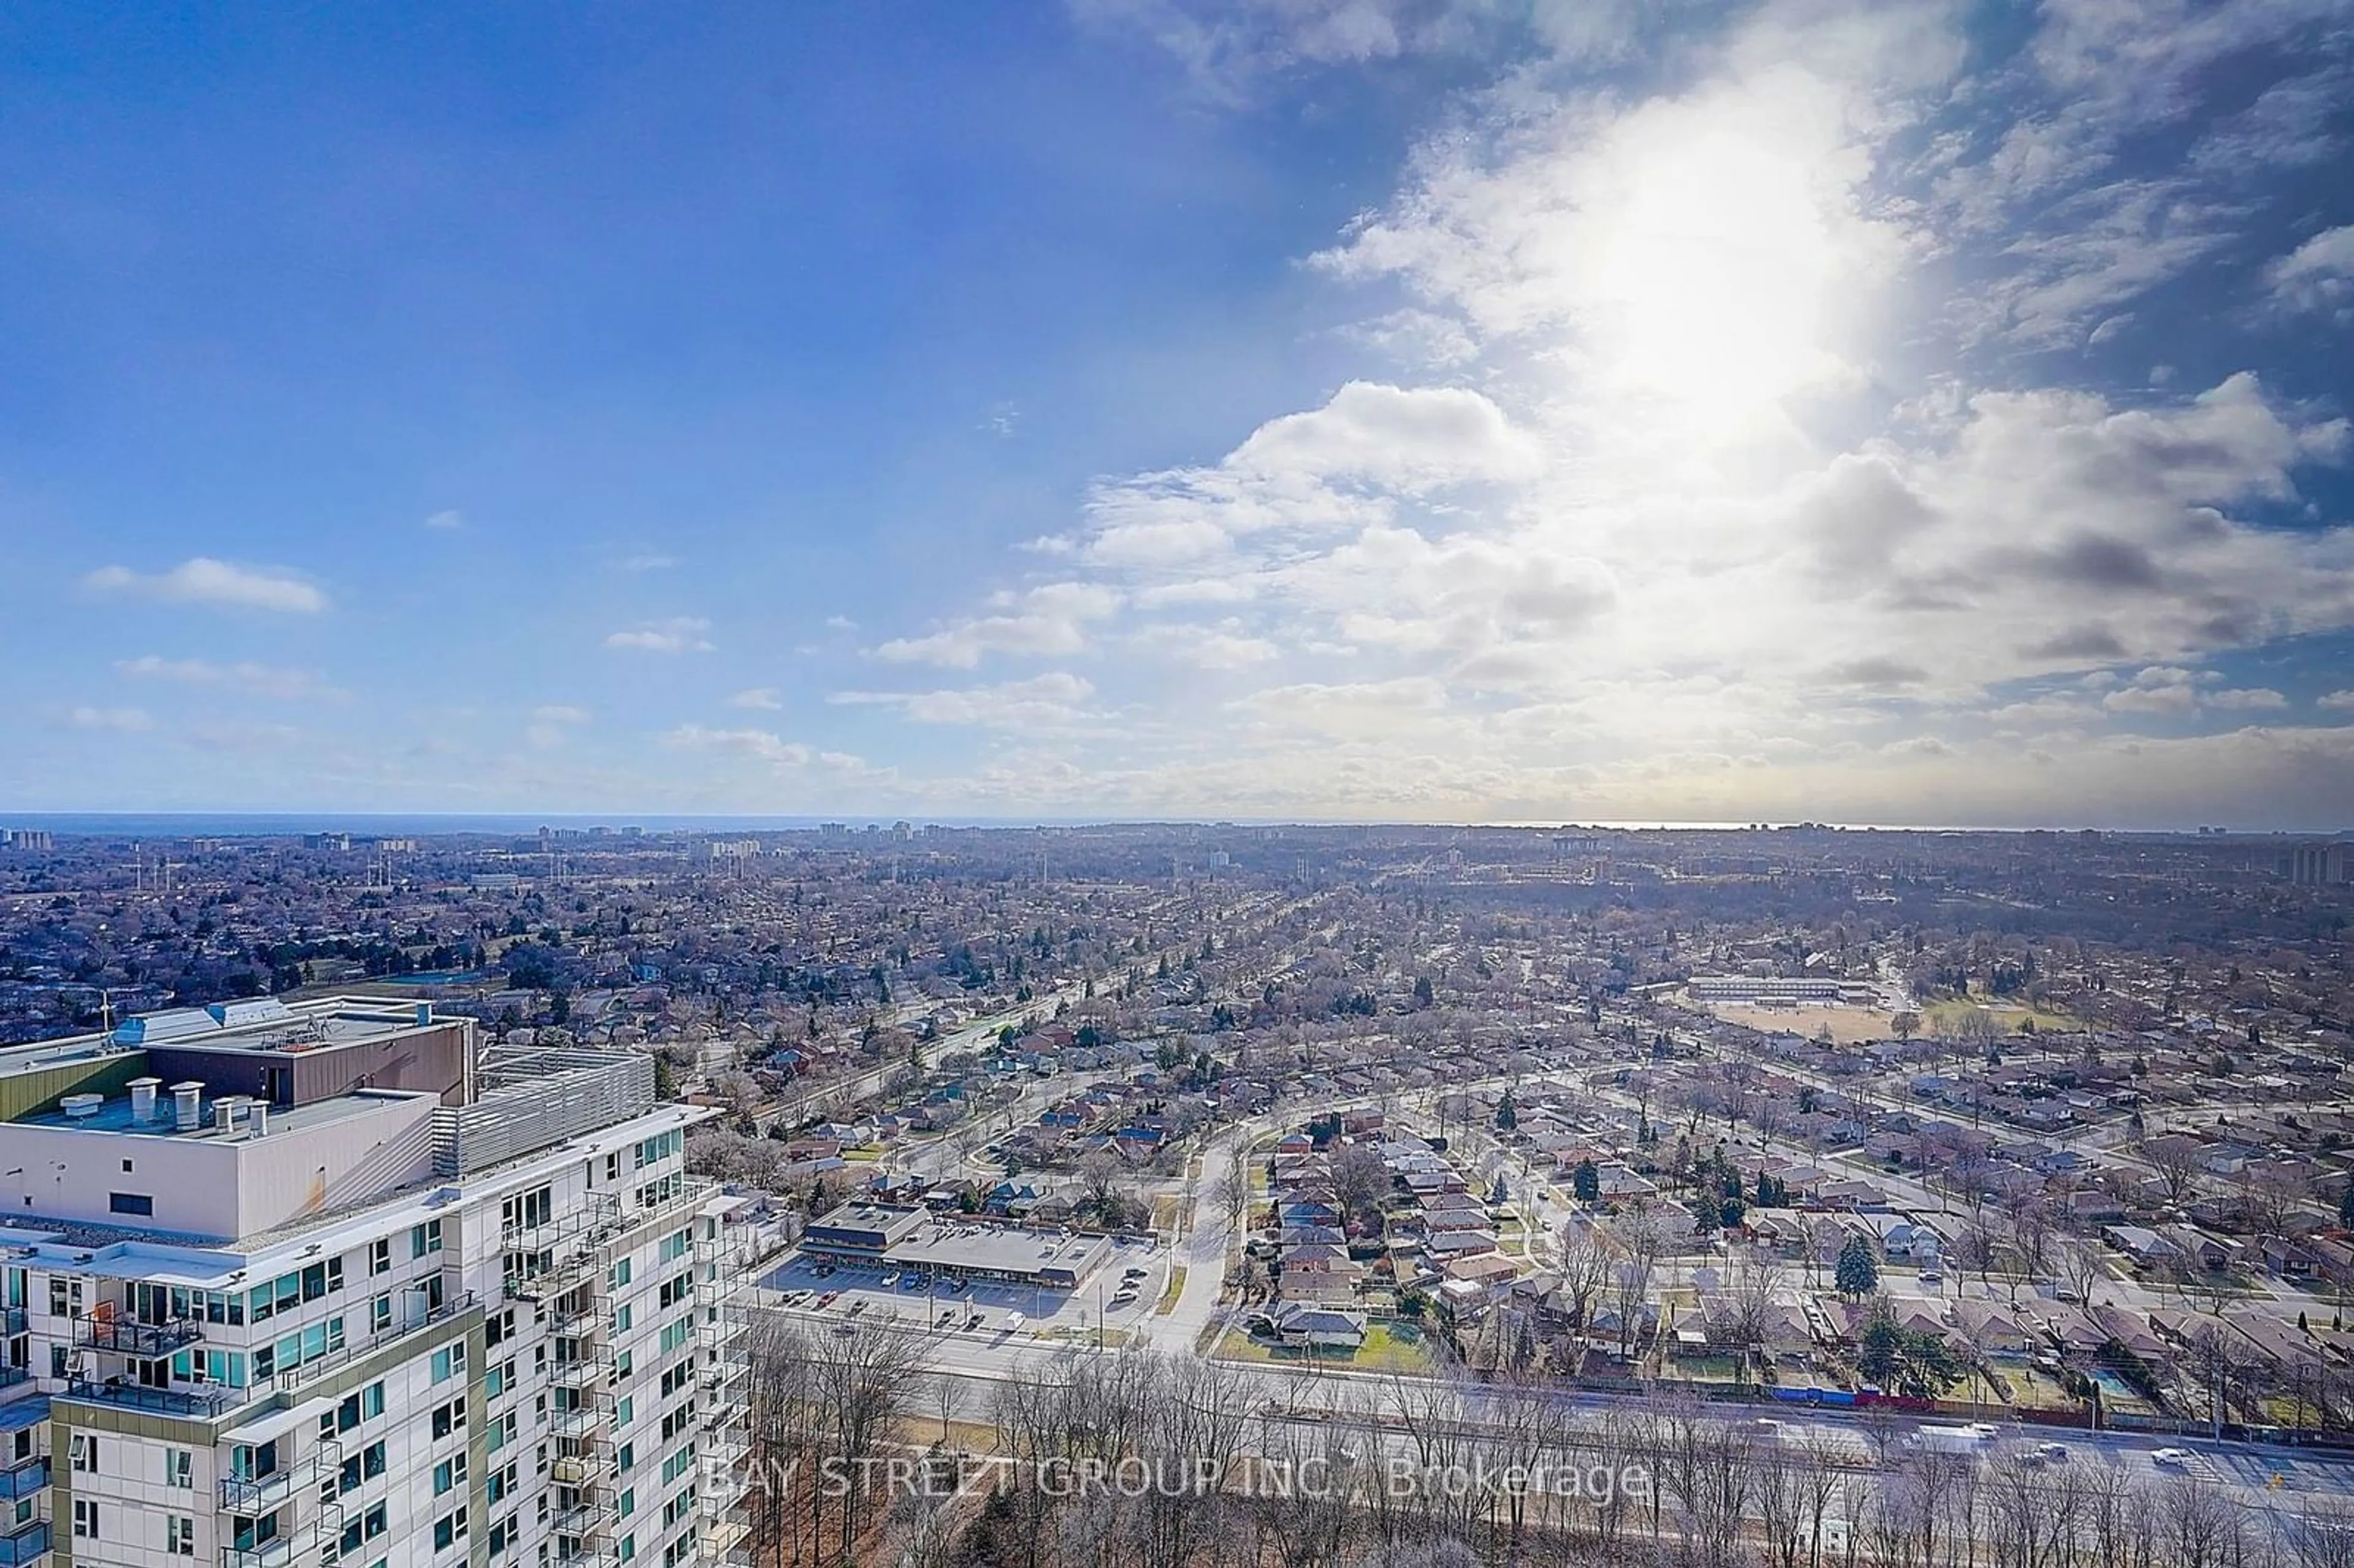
[0, 1460, 45, 1501]
[552, 1357, 606, 1389]
[282, 1289, 477, 1393]
[550, 1306, 604, 1339]
[550, 1406, 604, 1439]
[505, 1252, 600, 1303]
[0, 1521, 47, 1566]
[704, 1517, 752, 1560]
[550, 1535, 617, 1563]
[0, 1308, 23, 1337]
[552, 1450, 616, 1486]
[550, 1504, 601, 1537]
[64, 1377, 239, 1418]
[219, 1532, 303, 1568]
[77, 1313, 202, 1354]
[220, 1460, 312, 1513]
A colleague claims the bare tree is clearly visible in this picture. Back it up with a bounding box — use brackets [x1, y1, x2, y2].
[1607, 1201, 1677, 1358]
[2240, 1161, 2314, 1238]
[1211, 1149, 1251, 1234]
[2140, 1132, 2206, 1208]
[2059, 1238, 2107, 1307]
[1331, 1140, 1393, 1236]
[1556, 1217, 1612, 1340]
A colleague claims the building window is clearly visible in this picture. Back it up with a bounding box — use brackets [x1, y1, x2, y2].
[72, 1499, 98, 1538]
[70, 1434, 98, 1472]
[435, 1453, 467, 1496]
[501, 1186, 552, 1235]
[412, 1219, 443, 1258]
[370, 1238, 392, 1276]
[167, 1448, 194, 1488]
[371, 1293, 392, 1333]
[432, 1342, 467, 1383]
[167, 1515, 196, 1556]
[433, 1507, 469, 1553]
[107, 1191, 154, 1216]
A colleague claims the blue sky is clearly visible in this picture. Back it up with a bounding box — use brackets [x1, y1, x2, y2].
[5, 1, 2353, 828]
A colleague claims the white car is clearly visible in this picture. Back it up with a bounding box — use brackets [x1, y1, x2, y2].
[2152, 1448, 2190, 1466]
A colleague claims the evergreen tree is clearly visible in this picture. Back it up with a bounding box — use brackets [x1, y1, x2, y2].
[1835, 1234, 1880, 1298]
[1572, 1159, 1601, 1203]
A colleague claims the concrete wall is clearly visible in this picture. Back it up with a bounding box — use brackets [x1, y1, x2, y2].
[234, 1095, 441, 1235]
[145, 1018, 472, 1109]
[4, 1092, 440, 1243]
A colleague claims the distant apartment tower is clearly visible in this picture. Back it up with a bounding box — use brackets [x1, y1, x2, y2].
[2277, 842, 2348, 886]
[0, 995, 756, 1568]
[2, 829, 55, 851]
[302, 832, 352, 851]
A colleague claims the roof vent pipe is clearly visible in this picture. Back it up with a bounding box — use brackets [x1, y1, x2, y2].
[128, 1078, 161, 1124]
[250, 1103, 269, 1138]
[172, 1082, 203, 1132]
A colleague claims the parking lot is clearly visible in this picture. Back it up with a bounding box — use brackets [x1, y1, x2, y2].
[759, 1233, 1165, 1339]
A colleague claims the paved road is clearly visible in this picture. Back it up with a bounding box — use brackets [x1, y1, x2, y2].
[747, 1281, 2354, 1507]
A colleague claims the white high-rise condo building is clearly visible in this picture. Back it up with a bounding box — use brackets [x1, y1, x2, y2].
[0, 995, 764, 1568]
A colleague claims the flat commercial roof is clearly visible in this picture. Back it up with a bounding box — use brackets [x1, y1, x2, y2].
[872, 1216, 1113, 1287]
[0, 997, 446, 1079]
[15, 1089, 411, 1141]
[806, 1202, 928, 1250]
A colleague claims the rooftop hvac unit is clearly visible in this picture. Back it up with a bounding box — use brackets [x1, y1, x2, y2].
[60, 1094, 104, 1119]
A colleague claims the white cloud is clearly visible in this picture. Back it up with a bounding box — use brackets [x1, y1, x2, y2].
[831, 672, 1099, 728]
[525, 705, 591, 750]
[2318, 690, 2354, 710]
[85, 558, 328, 614]
[1068, 0, 1524, 100]
[813, 0, 2354, 824]
[728, 687, 783, 710]
[1135, 625, 1281, 669]
[69, 705, 154, 733]
[619, 553, 677, 572]
[604, 617, 715, 655]
[113, 656, 343, 701]
[873, 584, 1120, 668]
[2265, 226, 2354, 318]
[424, 509, 465, 531]
[663, 725, 882, 782]
[1228, 382, 1539, 493]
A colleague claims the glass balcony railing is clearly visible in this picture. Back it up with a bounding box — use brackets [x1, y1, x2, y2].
[63, 1377, 240, 1417]
[77, 1314, 203, 1353]
[0, 1459, 45, 1501]
[0, 1521, 49, 1566]
[219, 1532, 302, 1568]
